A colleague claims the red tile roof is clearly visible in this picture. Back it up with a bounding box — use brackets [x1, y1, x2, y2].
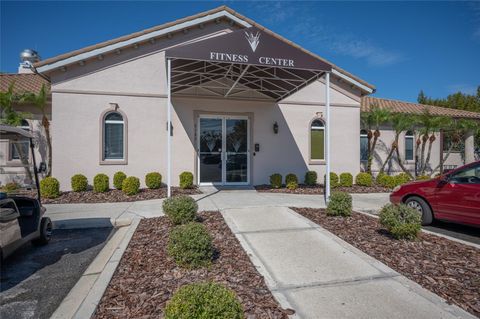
[0, 73, 50, 94]
[362, 96, 480, 120]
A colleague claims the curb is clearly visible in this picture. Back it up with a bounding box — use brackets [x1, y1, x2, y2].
[50, 218, 140, 319]
[52, 217, 133, 230]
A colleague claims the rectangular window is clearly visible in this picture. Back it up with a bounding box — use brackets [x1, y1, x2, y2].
[405, 136, 414, 161]
[104, 122, 124, 159]
[10, 141, 29, 161]
[311, 130, 325, 160]
[360, 136, 368, 161]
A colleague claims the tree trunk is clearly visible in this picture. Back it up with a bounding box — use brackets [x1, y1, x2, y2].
[422, 136, 435, 175]
[420, 134, 427, 174]
[380, 136, 398, 174]
[366, 131, 373, 173]
[42, 115, 52, 177]
[431, 143, 455, 175]
[367, 130, 380, 174]
[395, 147, 414, 179]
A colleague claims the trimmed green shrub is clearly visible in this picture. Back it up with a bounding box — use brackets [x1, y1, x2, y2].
[355, 172, 373, 187]
[165, 282, 243, 319]
[270, 173, 282, 189]
[145, 172, 162, 189]
[1, 182, 19, 193]
[416, 175, 430, 181]
[113, 171, 127, 190]
[93, 174, 109, 193]
[339, 173, 353, 187]
[394, 173, 411, 187]
[304, 171, 317, 186]
[324, 172, 339, 188]
[163, 195, 198, 225]
[379, 204, 421, 240]
[376, 173, 396, 189]
[122, 176, 140, 196]
[167, 222, 213, 268]
[40, 177, 60, 199]
[326, 191, 352, 217]
[285, 173, 298, 185]
[286, 181, 298, 190]
[179, 171, 194, 189]
[71, 174, 88, 192]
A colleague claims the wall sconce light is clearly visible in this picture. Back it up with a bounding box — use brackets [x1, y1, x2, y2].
[273, 121, 279, 134]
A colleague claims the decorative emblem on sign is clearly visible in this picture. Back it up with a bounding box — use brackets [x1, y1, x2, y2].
[245, 31, 260, 52]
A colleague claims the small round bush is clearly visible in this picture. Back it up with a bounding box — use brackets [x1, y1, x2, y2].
[270, 173, 282, 188]
[394, 173, 411, 187]
[40, 177, 60, 199]
[122, 176, 140, 196]
[416, 175, 430, 181]
[167, 222, 213, 268]
[285, 173, 298, 185]
[179, 171, 194, 189]
[93, 174, 109, 193]
[304, 171, 317, 186]
[376, 173, 396, 189]
[113, 171, 127, 190]
[165, 282, 243, 319]
[326, 191, 352, 217]
[163, 195, 198, 225]
[339, 173, 353, 187]
[71, 174, 88, 192]
[324, 172, 339, 188]
[379, 204, 421, 240]
[1, 182, 19, 193]
[145, 172, 162, 189]
[355, 172, 373, 187]
[286, 181, 298, 190]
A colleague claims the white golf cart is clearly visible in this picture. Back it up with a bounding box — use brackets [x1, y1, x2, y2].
[0, 124, 52, 261]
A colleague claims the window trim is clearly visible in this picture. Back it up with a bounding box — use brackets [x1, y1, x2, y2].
[99, 107, 128, 165]
[7, 120, 31, 164]
[309, 117, 326, 164]
[404, 130, 415, 162]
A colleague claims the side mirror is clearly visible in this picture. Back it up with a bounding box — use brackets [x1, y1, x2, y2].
[438, 175, 449, 185]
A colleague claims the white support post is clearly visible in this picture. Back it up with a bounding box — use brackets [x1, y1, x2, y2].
[325, 72, 331, 203]
[167, 59, 172, 198]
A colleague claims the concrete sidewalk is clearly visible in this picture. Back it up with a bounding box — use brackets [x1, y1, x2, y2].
[222, 206, 475, 319]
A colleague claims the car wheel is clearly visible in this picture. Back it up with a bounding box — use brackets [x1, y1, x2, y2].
[405, 196, 433, 226]
[32, 217, 52, 246]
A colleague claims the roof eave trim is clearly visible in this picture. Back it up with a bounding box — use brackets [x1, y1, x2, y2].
[332, 69, 373, 94]
[36, 10, 251, 73]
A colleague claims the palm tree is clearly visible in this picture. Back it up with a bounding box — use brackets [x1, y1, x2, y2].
[20, 84, 52, 176]
[379, 113, 414, 178]
[361, 105, 391, 173]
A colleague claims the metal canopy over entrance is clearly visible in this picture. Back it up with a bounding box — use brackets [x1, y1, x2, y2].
[165, 27, 333, 201]
[165, 27, 332, 101]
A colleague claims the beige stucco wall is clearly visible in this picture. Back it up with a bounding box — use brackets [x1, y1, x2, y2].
[48, 20, 362, 190]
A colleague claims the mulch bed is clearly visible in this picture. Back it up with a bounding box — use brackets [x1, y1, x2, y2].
[255, 184, 391, 194]
[292, 208, 480, 317]
[35, 187, 201, 204]
[93, 211, 290, 318]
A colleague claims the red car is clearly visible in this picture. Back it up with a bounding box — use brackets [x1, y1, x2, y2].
[390, 161, 480, 226]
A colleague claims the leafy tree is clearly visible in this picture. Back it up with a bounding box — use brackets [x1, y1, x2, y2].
[361, 105, 391, 174]
[20, 84, 52, 176]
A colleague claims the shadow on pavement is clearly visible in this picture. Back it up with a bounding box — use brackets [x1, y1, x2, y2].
[424, 220, 480, 245]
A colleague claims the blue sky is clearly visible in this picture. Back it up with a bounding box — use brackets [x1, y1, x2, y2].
[1, 1, 479, 102]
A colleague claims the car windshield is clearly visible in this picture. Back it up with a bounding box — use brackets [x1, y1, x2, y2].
[0, 137, 38, 196]
[448, 163, 480, 184]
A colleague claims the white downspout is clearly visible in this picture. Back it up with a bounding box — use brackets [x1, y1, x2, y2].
[325, 72, 331, 203]
[167, 59, 172, 198]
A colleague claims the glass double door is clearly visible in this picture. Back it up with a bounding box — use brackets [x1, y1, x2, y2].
[198, 115, 249, 185]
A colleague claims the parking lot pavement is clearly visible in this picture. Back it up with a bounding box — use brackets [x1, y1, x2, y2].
[0, 227, 114, 319]
[424, 221, 480, 245]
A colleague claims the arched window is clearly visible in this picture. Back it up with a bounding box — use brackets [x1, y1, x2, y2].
[103, 112, 125, 160]
[405, 130, 414, 161]
[310, 119, 325, 160]
[10, 120, 30, 160]
[360, 129, 368, 162]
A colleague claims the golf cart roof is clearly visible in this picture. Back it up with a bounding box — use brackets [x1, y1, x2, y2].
[0, 124, 33, 139]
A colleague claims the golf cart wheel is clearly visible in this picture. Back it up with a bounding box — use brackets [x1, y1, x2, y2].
[405, 196, 433, 226]
[32, 217, 53, 246]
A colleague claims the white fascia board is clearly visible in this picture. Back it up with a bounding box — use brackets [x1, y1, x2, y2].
[332, 69, 373, 94]
[36, 11, 251, 73]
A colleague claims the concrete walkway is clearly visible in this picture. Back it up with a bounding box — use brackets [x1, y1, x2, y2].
[222, 206, 475, 319]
